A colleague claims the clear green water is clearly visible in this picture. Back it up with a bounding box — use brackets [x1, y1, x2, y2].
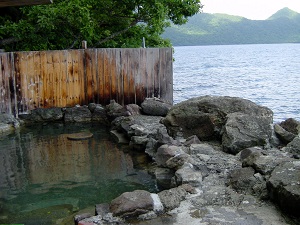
[0, 123, 157, 225]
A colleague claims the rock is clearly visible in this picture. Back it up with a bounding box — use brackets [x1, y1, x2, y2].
[183, 135, 201, 147]
[284, 136, 300, 156]
[156, 127, 178, 146]
[175, 164, 202, 187]
[110, 130, 129, 144]
[267, 160, 300, 217]
[130, 135, 149, 150]
[0, 123, 15, 135]
[145, 138, 159, 159]
[189, 143, 216, 156]
[240, 147, 263, 166]
[91, 104, 109, 124]
[165, 153, 190, 170]
[19, 107, 63, 122]
[74, 213, 93, 225]
[155, 145, 185, 167]
[64, 106, 92, 122]
[158, 186, 188, 211]
[106, 100, 130, 120]
[228, 167, 256, 194]
[125, 104, 141, 115]
[162, 96, 273, 141]
[110, 190, 153, 218]
[141, 98, 172, 116]
[155, 167, 175, 189]
[222, 112, 272, 154]
[279, 118, 300, 135]
[67, 132, 93, 140]
[242, 147, 291, 175]
[274, 123, 296, 144]
[95, 203, 110, 216]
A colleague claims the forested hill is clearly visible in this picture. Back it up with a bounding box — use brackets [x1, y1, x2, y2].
[162, 7, 300, 46]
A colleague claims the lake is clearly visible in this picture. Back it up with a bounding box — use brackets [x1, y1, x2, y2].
[173, 43, 300, 123]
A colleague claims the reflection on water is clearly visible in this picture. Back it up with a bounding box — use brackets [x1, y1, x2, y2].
[0, 123, 157, 224]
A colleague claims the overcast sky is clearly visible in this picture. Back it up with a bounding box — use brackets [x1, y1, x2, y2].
[200, 0, 300, 20]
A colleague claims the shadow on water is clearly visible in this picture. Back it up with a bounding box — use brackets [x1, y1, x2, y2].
[0, 122, 158, 225]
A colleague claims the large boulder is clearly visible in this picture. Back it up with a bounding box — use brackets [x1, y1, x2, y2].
[267, 160, 300, 217]
[222, 112, 273, 154]
[162, 96, 273, 153]
[110, 190, 153, 218]
[141, 98, 172, 116]
[64, 106, 92, 122]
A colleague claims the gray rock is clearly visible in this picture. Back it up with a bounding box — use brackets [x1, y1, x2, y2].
[158, 186, 188, 211]
[222, 112, 272, 154]
[91, 104, 109, 124]
[228, 167, 256, 194]
[274, 123, 296, 144]
[189, 143, 216, 155]
[74, 213, 93, 225]
[110, 130, 129, 144]
[20, 107, 63, 122]
[155, 145, 185, 167]
[64, 106, 91, 122]
[183, 135, 201, 147]
[95, 203, 110, 217]
[110, 190, 153, 218]
[267, 160, 300, 217]
[0, 123, 15, 134]
[106, 100, 130, 120]
[155, 167, 175, 189]
[126, 104, 142, 115]
[284, 136, 300, 156]
[145, 137, 158, 158]
[279, 118, 300, 135]
[175, 164, 202, 187]
[242, 147, 291, 175]
[166, 153, 190, 170]
[162, 96, 273, 141]
[141, 98, 172, 116]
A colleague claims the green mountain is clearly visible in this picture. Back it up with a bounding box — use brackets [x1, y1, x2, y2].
[162, 7, 300, 46]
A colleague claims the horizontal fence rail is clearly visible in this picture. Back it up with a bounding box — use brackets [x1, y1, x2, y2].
[0, 48, 173, 116]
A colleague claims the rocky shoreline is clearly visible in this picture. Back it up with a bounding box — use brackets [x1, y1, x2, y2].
[0, 96, 299, 225]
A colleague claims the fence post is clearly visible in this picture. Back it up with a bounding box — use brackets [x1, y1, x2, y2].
[82, 40, 87, 49]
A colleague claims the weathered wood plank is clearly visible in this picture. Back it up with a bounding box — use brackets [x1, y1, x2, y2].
[103, 49, 111, 105]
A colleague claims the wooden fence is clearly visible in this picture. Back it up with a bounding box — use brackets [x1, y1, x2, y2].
[0, 48, 173, 117]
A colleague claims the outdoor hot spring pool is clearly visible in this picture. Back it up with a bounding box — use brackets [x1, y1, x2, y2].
[0, 123, 158, 225]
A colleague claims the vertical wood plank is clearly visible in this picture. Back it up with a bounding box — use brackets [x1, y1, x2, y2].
[97, 49, 104, 105]
[0, 53, 11, 113]
[18, 52, 29, 112]
[110, 49, 117, 103]
[39, 51, 47, 108]
[59, 50, 67, 107]
[103, 49, 111, 105]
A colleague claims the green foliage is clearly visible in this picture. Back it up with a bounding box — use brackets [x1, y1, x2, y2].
[0, 0, 202, 51]
[162, 8, 300, 46]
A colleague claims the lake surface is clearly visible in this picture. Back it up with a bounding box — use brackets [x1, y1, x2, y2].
[173, 43, 300, 123]
[0, 123, 157, 225]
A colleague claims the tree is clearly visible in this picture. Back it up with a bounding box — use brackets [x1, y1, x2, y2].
[0, 0, 202, 51]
